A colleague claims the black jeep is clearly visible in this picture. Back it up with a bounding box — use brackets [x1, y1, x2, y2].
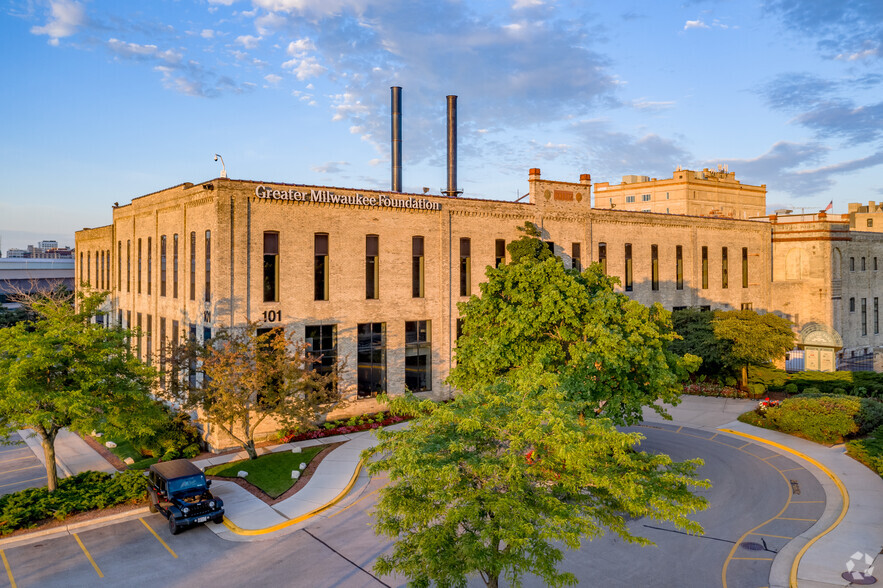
[147, 460, 225, 535]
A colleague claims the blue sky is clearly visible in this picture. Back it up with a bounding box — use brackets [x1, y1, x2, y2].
[1, 0, 881, 250]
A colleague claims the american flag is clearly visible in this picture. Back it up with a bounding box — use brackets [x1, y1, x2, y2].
[823, 200, 833, 213]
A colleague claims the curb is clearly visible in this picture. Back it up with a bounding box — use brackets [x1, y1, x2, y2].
[718, 428, 850, 588]
[0, 507, 151, 549]
[220, 459, 365, 536]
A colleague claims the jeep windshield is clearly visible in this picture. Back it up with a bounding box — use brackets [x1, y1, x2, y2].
[168, 475, 207, 494]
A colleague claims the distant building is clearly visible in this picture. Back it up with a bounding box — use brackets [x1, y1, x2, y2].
[38, 240, 58, 250]
[0, 259, 75, 306]
[5, 243, 74, 259]
[5, 249, 27, 259]
[847, 201, 883, 232]
[593, 167, 767, 219]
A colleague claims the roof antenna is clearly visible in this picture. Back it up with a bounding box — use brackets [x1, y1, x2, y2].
[213, 154, 227, 178]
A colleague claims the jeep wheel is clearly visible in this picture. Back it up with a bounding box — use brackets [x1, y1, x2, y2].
[169, 517, 180, 535]
[213, 515, 224, 525]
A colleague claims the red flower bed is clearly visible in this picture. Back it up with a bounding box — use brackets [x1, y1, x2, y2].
[281, 414, 410, 443]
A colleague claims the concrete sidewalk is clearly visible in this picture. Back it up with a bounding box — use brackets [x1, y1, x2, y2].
[18, 428, 118, 478]
[643, 396, 883, 588]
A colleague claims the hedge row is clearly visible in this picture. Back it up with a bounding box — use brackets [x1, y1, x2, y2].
[846, 426, 883, 477]
[0, 470, 148, 536]
[740, 395, 883, 445]
[748, 366, 883, 398]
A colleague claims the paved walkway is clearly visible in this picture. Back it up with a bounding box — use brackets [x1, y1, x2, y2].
[13, 398, 883, 587]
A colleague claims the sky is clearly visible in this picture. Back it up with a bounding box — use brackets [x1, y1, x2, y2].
[1, 0, 881, 251]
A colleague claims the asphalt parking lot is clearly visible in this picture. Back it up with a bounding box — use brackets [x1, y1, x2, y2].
[0, 434, 46, 496]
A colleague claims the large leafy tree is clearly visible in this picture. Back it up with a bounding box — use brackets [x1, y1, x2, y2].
[365, 384, 710, 588]
[669, 307, 729, 376]
[366, 223, 709, 587]
[712, 309, 795, 388]
[449, 223, 700, 425]
[164, 323, 345, 459]
[0, 291, 160, 491]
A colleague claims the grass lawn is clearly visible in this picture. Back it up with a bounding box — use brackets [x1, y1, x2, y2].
[205, 446, 324, 498]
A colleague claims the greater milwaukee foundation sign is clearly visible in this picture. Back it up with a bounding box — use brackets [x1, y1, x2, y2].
[255, 185, 442, 211]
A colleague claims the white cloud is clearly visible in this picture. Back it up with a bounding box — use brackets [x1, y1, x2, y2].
[208, 0, 236, 5]
[312, 161, 349, 173]
[286, 38, 316, 56]
[835, 47, 880, 61]
[236, 35, 261, 49]
[264, 73, 282, 84]
[282, 56, 326, 80]
[30, 0, 85, 46]
[684, 20, 709, 31]
[201, 29, 216, 39]
[512, 0, 543, 8]
[632, 99, 676, 111]
[107, 39, 183, 64]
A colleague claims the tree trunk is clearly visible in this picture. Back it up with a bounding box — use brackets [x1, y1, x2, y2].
[39, 428, 59, 492]
[485, 574, 498, 588]
[742, 365, 749, 394]
[245, 439, 258, 460]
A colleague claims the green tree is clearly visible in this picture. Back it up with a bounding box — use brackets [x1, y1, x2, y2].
[0, 291, 160, 491]
[669, 307, 729, 376]
[449, 223, 700, 425]
[712, 309, 795, 389]
[164, 323, 345, 459]
[365, 384, 709, 588]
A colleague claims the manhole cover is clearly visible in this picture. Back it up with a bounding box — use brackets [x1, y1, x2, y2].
[841, 571, 876, 585]
[740, 542, 765, 551]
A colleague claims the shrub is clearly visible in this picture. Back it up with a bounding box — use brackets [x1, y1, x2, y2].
[764, 396, 860, 444]
[857, 398, 883, 436]
[801, 387, 821, 396]
[750, 383, 766, 397]
[832, 387, 846, 395]
[784, 383, 798, 395]
[0, 470, 148, 535]
[846, 426, 883, 477]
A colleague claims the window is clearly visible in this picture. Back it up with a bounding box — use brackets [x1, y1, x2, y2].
[146, 315, 152, 366]
[366, 235, 379, 299]
[203, 327, 212, 343]
[572, 243, 581, 272]
[868, 219, 874, 228]
[171, 319, 179, 384]
[495, 239, 506, 268]
[263, 231, 280, 302]
[160, 235, 167, 296]
[305, 325, 337, 382]
[875, 257, 879, 271]
[118, 310, 122, 327]
[651, 244, 659, 291]
[79, 252, 83, 284]
[412, 236, 424, 298]
[676, 245, 684, 290]
[742, 247, 748, 288]
[862, 298, 868, 336]
[137, 239, 142, 293]
[721, 247, 728, 289]
[357, 323, 386, 397]
[862, 257, 866, 271]
[173, 234, 179, 298]
[625, 195, 636, 203]
[699, 305, 711, 312]
[147, 237, 152, 295]
[642, 194, 651, 202]
[850, 297, 856, 312]
[546, 241, 556, 258]
[204, 230, 211, 303]
[624, 243, 633, 292]
[126, 240, 131, 293]
[701, 246, 709, 289]
[459, 238, 471, 296]
[405, 320, 431, 392]
[456, 318, 465, 341]
[850, 257, 855, 271]
[159, 317, 166, 387]
[101, 250, 106, 289]
[117, 241, 122, 291]
[190, 232, 196, 301]
[315, 233, 329, 301]
[87, 252, 91, 287]
[136, 313, 142, 358]
[875, 298, 879, 335]
[126, 310, 131, 331]
[741, 302, 753, 310]
[598, 242, 607, 274]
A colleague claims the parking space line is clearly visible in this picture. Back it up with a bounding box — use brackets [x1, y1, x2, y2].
[775, 517, 816, 522]
[779, 467, 803, 472]
[738, 442, 751, 449]
[327, 488, 381, 520]
[0, 465, 42, 475]
[1, 550, 16, 588]
[138, 518, 178, 558]
[0, 456, 36, 465]
[0, 477, 45, 489]
[709, 432, 718, 440]
[747, 532, 793, 540]
[72, 533, 103, 578]
[675, 426, 683, 433]
[730, 557, 774, 561]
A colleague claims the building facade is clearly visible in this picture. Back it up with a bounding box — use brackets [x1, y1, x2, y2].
[75, 168, 883, 448]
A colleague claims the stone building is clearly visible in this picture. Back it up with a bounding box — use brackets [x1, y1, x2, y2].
[75, 168, 883, 448]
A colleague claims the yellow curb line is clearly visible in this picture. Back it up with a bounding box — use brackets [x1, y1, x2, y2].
[221, 459, 365, 536]
[718, 429, 849, 588]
